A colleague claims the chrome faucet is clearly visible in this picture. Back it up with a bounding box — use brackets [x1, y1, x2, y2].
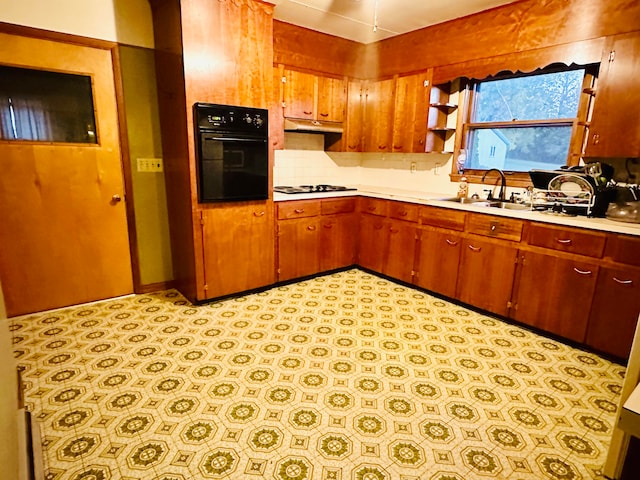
[481, 168, 506, 201]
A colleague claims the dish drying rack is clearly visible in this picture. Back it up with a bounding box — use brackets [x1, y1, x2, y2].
[530, 188, 595, 215]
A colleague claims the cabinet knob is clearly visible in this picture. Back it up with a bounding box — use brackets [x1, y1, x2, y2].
[573, 267, 592, 276]
[111, 194, 122, 203]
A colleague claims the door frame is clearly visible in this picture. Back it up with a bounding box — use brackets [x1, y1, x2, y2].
[0, 21, 142, 292]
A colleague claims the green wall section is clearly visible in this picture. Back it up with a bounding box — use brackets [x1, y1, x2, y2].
[119, 45, 173, 286]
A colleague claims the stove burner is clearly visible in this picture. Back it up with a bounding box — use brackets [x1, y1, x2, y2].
[274, 185, 357, 194]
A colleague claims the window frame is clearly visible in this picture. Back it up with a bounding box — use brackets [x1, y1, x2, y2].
[450, 65, 597, 188]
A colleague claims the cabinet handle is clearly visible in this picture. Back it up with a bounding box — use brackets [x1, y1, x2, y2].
[319, 113, 329, 117]
[253, 211, 265, 217]
[374, 225, 383, 230]
[490, 223, 498, 232]
[303, 111, 313, 115]
[348, 145, 358, 150]
[592, 133, 600, 145]
[613, 277, 633, 285]
[419, 139, 424, 145]
[573, 267, 592, 276]
[399, 211, 408, 216]
[556, 238, 572, 245]
[307, 225, 316, 231]
[368, 206, 377, 212]
[468, 245, 481, 252]
[378, 145, 387, 150]
[294, 209, 304, 213]
[393, 145, 403, 150]
[445, 239, 458, 246]
[323, 223, 333, 229]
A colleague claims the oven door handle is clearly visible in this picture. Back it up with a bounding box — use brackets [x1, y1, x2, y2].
[204, 136, 267, 143]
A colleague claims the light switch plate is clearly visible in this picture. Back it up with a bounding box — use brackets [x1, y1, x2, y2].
[137, 158, 163, 173]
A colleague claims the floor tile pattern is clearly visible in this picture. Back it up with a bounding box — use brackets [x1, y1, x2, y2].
[11, 269, 625, 480]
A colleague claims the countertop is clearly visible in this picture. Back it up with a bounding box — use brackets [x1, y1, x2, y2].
[273, 184, 640, 236]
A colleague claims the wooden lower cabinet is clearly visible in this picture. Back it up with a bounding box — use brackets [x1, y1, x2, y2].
[384, 219, 417, 282]
[456, 237, 518, 317]
[277, 217, 320, 281]
[358, 214, 388, 272]
[586, 266, 640, 358]
[512, 251, 599, 343]
[414, 227, 462, 298]
[200, 202, 274, 299]
[320, 213, 357, 271]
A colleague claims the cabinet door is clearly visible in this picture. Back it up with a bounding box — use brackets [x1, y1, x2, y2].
[586, 267, 640, 359]
[363, 78, 395, 152]
[414, 228, 462, 298]
[392, 72, 430, 153]
[586, 33, 640, 157]
[512, 251, 598, 343]
[384, 219, 417, 283]
[344, 80, 364, 152]
[283, 69, 316, 119]
[201, 203, 274, 299]
[317, 75, 346, 123]
[277, 217, 320, 281]
[320, 213, 357, 271]
[358, 214, 388, 273]
[456, 237, 517, 317]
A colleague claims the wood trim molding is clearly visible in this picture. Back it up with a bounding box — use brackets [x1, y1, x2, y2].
[136, 280, 177, 294]
[0, 21, 116, 50]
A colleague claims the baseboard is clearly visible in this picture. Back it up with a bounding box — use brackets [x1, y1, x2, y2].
[136, 280, 176, 294]
[17, 409, 43, 480]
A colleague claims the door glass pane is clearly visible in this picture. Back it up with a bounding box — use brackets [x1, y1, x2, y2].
[467, 126, 573, 171]
[0, 65, 97, 143]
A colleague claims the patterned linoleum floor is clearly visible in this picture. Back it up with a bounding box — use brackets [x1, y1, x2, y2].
[11, 269, 625, 480]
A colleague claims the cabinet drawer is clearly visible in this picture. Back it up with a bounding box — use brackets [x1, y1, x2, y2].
[419, 206, 466, 231]
[277, 200, 321, 219]
[605, 234, 640, 267]
[528, 222, 606, 258]
[321, 197, 356, 215]
[360, 197, 388, 216]
[465, 213, 523, 242]
[388, 201, 418, 222]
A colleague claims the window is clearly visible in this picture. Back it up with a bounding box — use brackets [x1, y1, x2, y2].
[0, 65, 97, 144]
[461, 66, 593, 174]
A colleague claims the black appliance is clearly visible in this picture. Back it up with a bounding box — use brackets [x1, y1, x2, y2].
[194, 102, 268, 202]
[274, 185, 357, 194]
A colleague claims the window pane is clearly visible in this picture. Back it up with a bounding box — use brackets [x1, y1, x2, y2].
[467, 126, 573, 171]
[474, 70, 584, 122]
[0, 65, 97, 143]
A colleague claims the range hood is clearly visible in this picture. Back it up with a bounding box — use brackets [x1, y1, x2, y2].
[284, 118, 343, 134]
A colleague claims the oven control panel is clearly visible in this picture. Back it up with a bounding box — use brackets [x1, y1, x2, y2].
[194, 102, 267, 133]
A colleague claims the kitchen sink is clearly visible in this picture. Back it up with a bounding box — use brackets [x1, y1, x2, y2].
[438, 197, 530, 211]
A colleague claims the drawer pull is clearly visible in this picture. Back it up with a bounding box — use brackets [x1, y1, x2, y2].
[294, 209, 304, 213]
[253, 211, 265, 217]
[307, 225, 316, 231]
[368, 206, 377, 211]
[323, 223, 333, 229]
[319, 113, 329, 117]
[613, 277, 633, 285]
[468, 245, 481, 252]
[378, 145, 387, 150]
[490, 223, 498, 232]
[303, 111, 313, 115]
[557, 238, 572, 245]
[445, 239, 458, 246]
[399, 211, 408, 216]
[374, 225, 383, 230]
[573, 267, 592, 276]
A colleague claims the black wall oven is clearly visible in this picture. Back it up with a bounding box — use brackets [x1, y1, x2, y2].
[194, 102, 269, 202]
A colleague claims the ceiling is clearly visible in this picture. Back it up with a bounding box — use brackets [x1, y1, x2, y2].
[271, 0, 520, 44]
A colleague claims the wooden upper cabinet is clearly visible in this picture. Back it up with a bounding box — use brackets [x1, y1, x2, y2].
[363, 78, 395, 152]
[317, 75, 346, 122]
[283, 69, 316, 119]
[392, 72, 431, 153]
[344, 80, 364, 152]
[586, 32, 640, 158]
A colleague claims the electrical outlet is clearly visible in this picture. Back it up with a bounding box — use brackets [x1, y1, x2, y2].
[410, 162, 417, 173]
[435, 163, 441, 175]
[137, 158, 163, 173]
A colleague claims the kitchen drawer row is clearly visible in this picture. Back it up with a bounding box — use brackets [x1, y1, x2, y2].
[276, 196, 640, 360]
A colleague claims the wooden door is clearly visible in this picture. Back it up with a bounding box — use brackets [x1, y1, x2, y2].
[456, 237, 517, 317]
[392, 72, 430, 152]
[277, 217, 320, 281]
[344, 80, 364, 152]
[320, 213, 357, 271]
[586, 266, 640, 359]
[363, 78, 395, 152]
[415, 228, 462, 298]
[512, 251, 598, 343]
[317, 75, 346, 122]
[200, 202, 274, 299]
[283, 69, 315, 119]
[358, 214, 388, 273]
[0, 33, 133, 316]
[384, 219, 417, 283]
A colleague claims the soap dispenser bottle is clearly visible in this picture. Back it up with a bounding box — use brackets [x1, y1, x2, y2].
[457, 176, 469, 199]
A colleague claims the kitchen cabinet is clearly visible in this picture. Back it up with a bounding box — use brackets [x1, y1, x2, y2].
[320, 199, 358, 271]
[426, 79, 462, 154]
[415, 228, 463, 298]
[392, 72, 431, 153]
[384, 218, 418, 283]
[363, 78, 395, 152]
[586, 266, 640, 359]
[282, 68, 346, 122]
[528, 222, 606, 258]
[456, 236, 518, 317]
[512, 251, 599, 343]
[344, 80, 365, 152]
[200, 202, 275, 298]
[585, 32, 640, 158]
[358, 213, 388, 273]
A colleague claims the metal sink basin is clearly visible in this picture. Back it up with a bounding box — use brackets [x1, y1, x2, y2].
[438, 197, 530, 211]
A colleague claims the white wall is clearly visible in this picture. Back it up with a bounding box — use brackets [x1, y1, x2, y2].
[0, 0, 155, 48]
